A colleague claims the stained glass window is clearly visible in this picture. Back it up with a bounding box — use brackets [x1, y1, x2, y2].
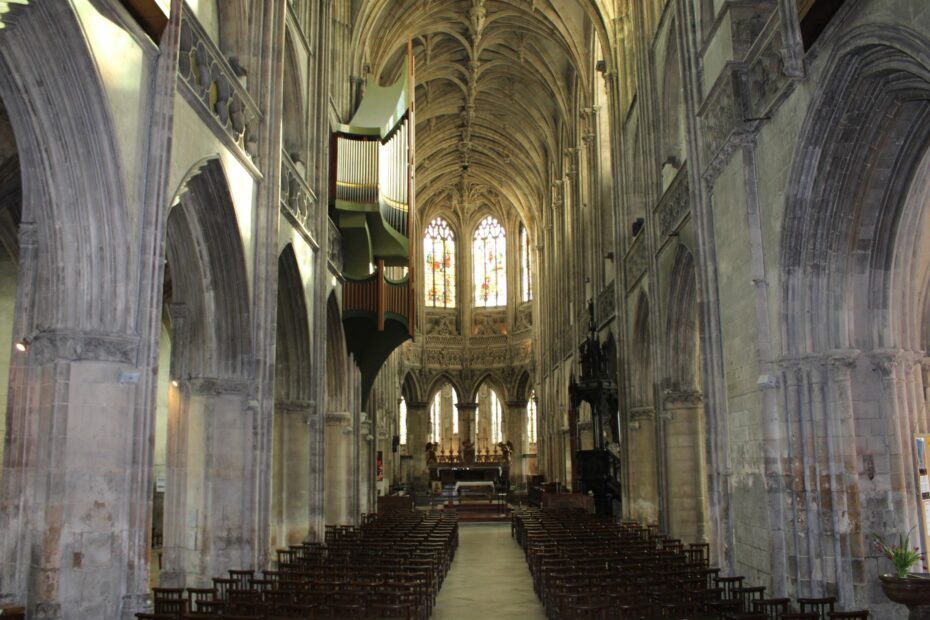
[489, 389, 503, 445]
[520, 224, 532, 302]
[527, 390, 537, 444]
[399, 397, 408, 445]
[430, 391, 442, 443]
[473, 216, 507, 307]
[451, 387, 459, 435]
[424, 217, 456, 308]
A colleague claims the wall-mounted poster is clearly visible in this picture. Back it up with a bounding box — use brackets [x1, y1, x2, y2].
[377, 451, 384, 481]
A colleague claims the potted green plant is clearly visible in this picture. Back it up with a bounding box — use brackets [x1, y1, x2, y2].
[876, 528, 924, 578]
[875, 529, 930, 618]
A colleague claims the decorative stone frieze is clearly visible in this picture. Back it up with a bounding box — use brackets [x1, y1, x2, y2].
[746, 21, 798, 120]
[467, 346, 507, 367]
[325, 411, 353, 428]
[663, 390, 703, 409]
[657, 168, 690, 237]
[423, 347, 464, 368]
[514, 303, 533, 332]
[178, 6, 261, 164]
[328, 219, 343, 273]
[281, 151, 318, 247]
[28, 329, 140, 365]
[472, 309, 506, 336]
[188, 377, 252, 396]
[625, 233, 647, 289]
[699, 66, 751, 183]
[596, 281, 615, 326]
[730, 2, 775, 60]
[424, 311, 457, 336]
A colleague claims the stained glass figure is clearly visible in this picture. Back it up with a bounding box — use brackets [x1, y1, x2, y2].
[424, 217, 456, 307]
[473, 216, 507, 307]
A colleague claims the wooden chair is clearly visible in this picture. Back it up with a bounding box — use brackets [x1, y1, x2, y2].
[798, 597, 836, 620]
[751, 597, 790, 620]
[828, 613, 869, 620]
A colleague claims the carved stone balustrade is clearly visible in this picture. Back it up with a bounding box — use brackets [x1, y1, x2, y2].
[178, 6, 261, 164]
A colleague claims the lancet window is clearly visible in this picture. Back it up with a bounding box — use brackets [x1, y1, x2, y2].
[424, 217, 456, 308]
[520, 223, 532, 302]
[527, 390, 537, 444]
[489, 389, 503, 445]
[473, 216, 507, 307]
[430, 391, 442, 443]
[399, 397, 407, 446]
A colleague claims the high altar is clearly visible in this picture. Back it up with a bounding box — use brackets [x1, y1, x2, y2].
[427, 440, 511, 487]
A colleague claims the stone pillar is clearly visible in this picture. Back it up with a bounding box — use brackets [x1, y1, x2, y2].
[306, 405, 324, 541]
[0, 329, 154, 619]
[506, 402, 526, 488]
[358, 414, 374, 516]
[627, 407, 659, 524]
[661, 391, 707, 544]
[406, 402, 429, 491]
[272, 401, 313, 547]
[161, 377, 257, 587]
[0, 223, 37, 606]
[324, 411, 356, 525]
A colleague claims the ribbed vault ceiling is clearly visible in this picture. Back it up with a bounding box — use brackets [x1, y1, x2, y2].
[352, 0, 616, 229]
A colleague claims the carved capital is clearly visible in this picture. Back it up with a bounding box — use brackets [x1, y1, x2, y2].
[629, 406, 654, 421]
[663, 390, 703, 408]
[325, 411, 353, 427]
[188, 377, 252, 396]
[870, 348, 921, 377]
[824, 348, 860, 373]
[29, 329, 140, 366]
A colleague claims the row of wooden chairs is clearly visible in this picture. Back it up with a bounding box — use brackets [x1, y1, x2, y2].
[513, 508, 870, 620]
[137, 510, 458, 619]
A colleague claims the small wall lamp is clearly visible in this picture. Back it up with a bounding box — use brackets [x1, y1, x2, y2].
[15, 330, 38, 353]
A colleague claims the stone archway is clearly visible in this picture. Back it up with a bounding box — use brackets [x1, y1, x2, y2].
[662, 246, 709, 545]
[160, 159, 256, 588]
[0, 5, 141, 617]
[778, 26, 930, 612]
[628, 293, 659, 524]
[272, 245, 314, 548]
[324, 292, 358, 526]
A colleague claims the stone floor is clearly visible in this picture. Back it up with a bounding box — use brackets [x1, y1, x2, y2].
[433, 522, 547, 619]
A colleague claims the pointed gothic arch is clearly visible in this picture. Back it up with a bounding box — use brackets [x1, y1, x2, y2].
[778, 25, 930, 608]
[166, 159, 253, 380]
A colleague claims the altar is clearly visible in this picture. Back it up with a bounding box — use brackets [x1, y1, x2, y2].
[453, 480, 496, 499]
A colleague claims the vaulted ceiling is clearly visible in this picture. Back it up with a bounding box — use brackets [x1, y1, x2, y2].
[351, 0, 617, 231]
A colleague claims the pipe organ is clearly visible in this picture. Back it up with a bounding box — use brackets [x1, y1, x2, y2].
[330, 43, 416, 405]
[333, 114, 410, 240]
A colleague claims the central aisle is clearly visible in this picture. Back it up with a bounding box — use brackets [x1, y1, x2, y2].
[432, 522, 547, 619]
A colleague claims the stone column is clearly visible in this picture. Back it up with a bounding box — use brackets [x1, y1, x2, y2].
[324, 411, 354, 525]
[358, 414, 374, 516]
[506, 402, 526, 488]
[0, 329, 153, 619]
[306, 404, 323, 541]
[0, 223, 37, 605]
[627, 407, 659, 524]
[661, 391, 707, 544]
[273, 401, 313, 547]
[406, 402, 429, 491]
[161, 377, 257, 587]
